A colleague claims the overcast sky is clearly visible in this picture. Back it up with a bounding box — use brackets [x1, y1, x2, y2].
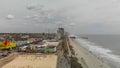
[0, 0, 120, 34]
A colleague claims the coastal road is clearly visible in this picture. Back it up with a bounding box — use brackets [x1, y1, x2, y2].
[69, 38, 111, 68]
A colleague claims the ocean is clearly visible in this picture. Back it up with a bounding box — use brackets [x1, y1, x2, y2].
[76, 34, 120, 68]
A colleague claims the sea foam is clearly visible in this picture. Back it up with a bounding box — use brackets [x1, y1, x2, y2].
[75, 38, 120, 68]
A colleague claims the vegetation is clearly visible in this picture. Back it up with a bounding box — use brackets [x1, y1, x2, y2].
[71, 57, 82, 68]
[69, 45, 75, 55]
[67, 37, 83, 68]
[62, 36, 69, 54]
[70, 45, 82, 68]
[62, 35, 83, 68]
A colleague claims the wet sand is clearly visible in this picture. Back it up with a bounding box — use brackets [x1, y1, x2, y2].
[69, 38, 111, 68]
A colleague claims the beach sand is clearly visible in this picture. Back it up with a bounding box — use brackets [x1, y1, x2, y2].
[69, 38, 111, 68]
[2, 54, 58, 68]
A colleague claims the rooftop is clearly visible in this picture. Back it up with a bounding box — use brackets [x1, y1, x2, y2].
[47, 42, 59, 47]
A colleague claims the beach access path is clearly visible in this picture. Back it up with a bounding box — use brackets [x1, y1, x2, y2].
[69, 38, 111, 68]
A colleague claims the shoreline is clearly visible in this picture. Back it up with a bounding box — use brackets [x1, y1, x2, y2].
[69, 38, 111, 68]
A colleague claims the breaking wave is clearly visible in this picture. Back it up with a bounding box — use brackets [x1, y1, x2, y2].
[75, 38, 120, 68]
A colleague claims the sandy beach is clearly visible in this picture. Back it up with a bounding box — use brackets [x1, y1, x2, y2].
[2, 54, 58, 68]
[69, 38, 111, 68]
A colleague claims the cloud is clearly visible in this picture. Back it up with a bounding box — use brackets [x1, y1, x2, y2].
[1, 0, 120, 34]
[25, 4, 70, 25]
[69, 23, 76, 26]
[6, 14, 15, 20]
[27, 4, 37, 10]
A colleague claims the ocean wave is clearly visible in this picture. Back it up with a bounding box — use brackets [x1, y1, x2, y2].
[75, 38, 120, 68]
